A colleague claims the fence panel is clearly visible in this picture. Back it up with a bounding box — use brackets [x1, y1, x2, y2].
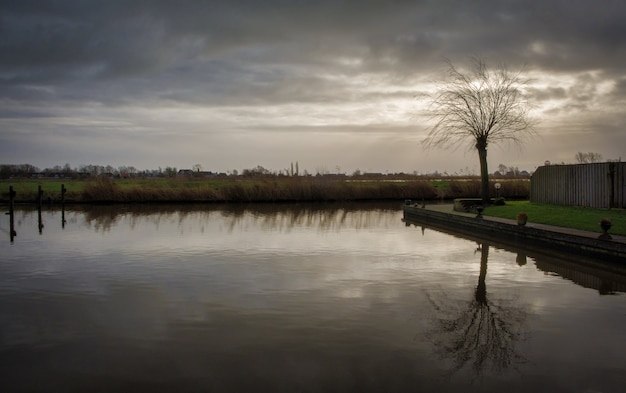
[530, 163, 625, 208]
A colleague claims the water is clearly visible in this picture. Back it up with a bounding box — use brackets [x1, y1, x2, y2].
[1, 203, 625, 392]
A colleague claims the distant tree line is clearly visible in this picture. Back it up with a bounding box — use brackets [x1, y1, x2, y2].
[492, 163, 530, 178]
[543, 152, 621, 166]
[574, 152, 604, 164]
[1, 161, 534, 181]
[0, 163, 179, 179]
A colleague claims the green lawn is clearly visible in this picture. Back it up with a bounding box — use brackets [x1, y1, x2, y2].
[0, 179, 85, 195]
[483, 200, 626, 236]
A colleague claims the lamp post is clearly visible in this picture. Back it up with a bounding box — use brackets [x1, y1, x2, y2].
[495, 183, 501, 199]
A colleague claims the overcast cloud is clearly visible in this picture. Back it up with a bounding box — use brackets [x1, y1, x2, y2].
[1, 0, 625, 174]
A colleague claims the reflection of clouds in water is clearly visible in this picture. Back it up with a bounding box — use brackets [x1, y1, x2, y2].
[3, 206, 626, 392]
[53, 203, 415, 258]
[0, 282, 168, 347]
[96, 281, 170, 340]
[337, 286, 364, 299]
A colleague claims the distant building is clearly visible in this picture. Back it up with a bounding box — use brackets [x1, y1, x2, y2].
[30, 172, 73, 179]
[177, 169, 195, 177]
[177, 169, 217, 178]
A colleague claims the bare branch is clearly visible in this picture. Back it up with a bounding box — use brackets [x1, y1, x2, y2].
[423, 58, 535, 151]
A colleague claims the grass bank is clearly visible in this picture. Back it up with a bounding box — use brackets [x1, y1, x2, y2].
[3, 178, 620, 235]
[483, 200, 626, 236]
[1, 177, 440, 203]
[0, 177, 530, 203]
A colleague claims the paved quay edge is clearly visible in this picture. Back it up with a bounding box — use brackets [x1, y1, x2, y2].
[402, 203, 626, 263]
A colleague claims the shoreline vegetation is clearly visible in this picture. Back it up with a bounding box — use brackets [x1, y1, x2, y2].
[2, 177, 623, 235]
[1, 176, 530, 204]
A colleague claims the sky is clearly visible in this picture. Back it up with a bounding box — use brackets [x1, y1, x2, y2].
[1, 0, 625, 175]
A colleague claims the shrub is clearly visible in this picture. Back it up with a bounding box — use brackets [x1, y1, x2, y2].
[82, 175, 118, 201]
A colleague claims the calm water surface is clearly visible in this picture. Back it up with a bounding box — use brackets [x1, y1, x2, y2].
[1, 203, 625, 392]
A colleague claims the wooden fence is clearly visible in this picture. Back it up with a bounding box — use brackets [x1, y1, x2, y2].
[530, 162, 626, 208]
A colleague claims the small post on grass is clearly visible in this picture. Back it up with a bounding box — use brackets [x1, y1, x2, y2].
[495, 183, 501, 199]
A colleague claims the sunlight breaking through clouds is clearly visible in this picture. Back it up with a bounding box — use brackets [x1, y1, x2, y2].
[1, 1, 625, 173]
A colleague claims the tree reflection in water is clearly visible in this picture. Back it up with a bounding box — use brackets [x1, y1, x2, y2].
[426, 243, 527, 379]
[72, 202, 401, 233]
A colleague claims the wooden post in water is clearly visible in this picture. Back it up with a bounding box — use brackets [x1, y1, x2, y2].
[9, 185, 16, 242]
[61, 184, 67, 228]
[9, 185, 15, 213]
[37, 184, 43, 234]
[37, 184, 43, 209]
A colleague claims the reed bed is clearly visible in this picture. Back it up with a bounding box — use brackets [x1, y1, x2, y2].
[1, 177, 529, 203]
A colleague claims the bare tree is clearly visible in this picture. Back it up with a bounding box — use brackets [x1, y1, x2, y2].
[575, 152, 603, 163]
[588, 152, 603, 163]
[423, 58, 535, 204]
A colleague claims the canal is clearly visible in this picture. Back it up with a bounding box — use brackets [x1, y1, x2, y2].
[1, 203, 625, 392]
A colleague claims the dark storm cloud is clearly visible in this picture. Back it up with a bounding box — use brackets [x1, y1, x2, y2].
[3, 1, 625, 103]
[0, 3, 617, 65]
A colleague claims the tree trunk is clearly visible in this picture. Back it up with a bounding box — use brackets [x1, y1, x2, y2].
[477, 141, 490, 205]
[475, 244, 489, 305]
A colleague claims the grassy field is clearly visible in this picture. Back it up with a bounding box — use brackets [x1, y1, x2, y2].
[483, 200, 626, 236]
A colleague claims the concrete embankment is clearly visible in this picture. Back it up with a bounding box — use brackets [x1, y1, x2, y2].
[402, 203, 626, 263]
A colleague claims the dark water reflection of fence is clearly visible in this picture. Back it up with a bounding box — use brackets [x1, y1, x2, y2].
[403, 217, 626, 296]
[535, 259, 626, 294]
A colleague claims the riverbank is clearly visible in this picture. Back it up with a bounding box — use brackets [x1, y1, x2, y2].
[403, 203, 626, 263]
[0, 177, 530, 204]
